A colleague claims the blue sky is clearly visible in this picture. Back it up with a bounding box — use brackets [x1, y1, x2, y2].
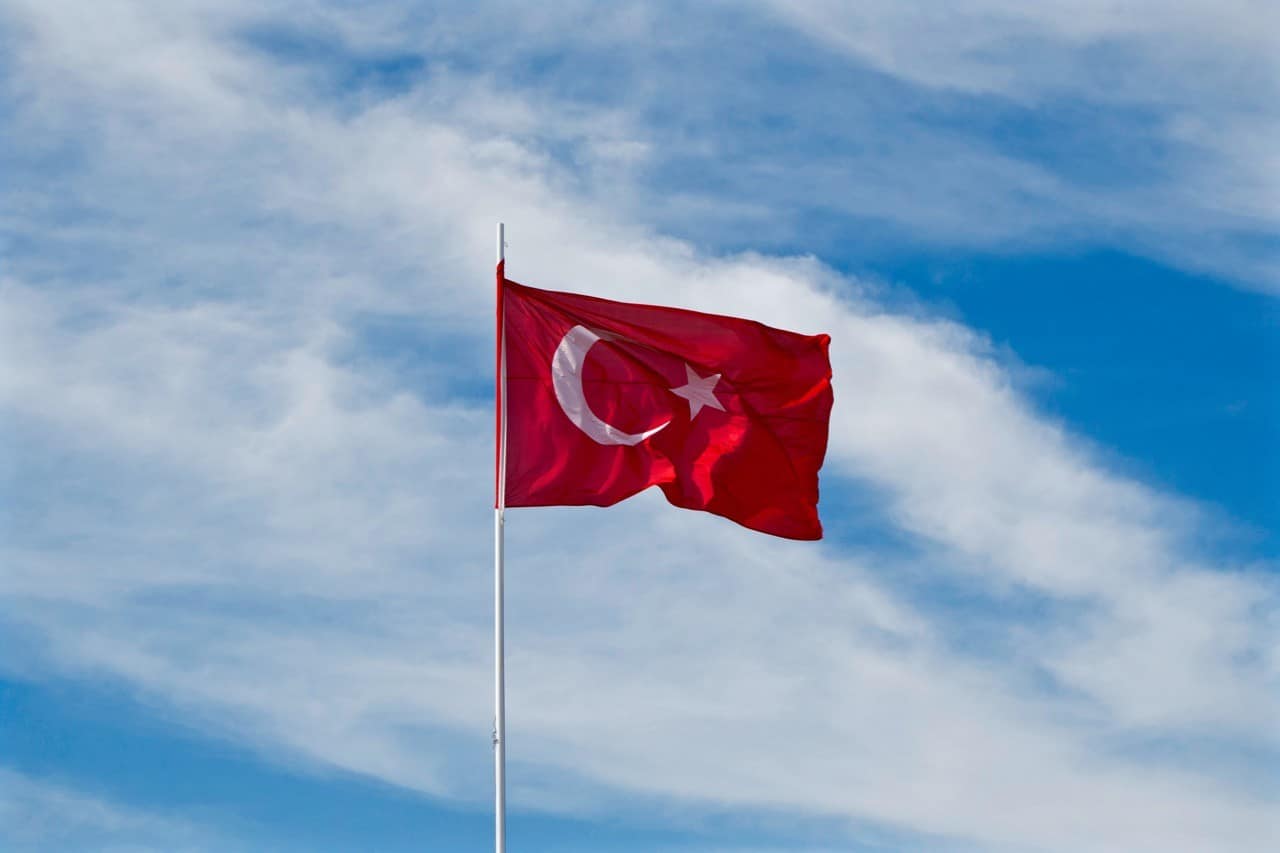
[1, 2, 1277, 851]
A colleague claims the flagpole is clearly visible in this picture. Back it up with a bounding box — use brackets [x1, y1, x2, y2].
[493, 222, 508, 853]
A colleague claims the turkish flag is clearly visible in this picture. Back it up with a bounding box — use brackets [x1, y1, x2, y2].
[497, 264, 833, 540]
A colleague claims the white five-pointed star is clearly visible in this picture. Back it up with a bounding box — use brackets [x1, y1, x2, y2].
[669, 364, 726, 420]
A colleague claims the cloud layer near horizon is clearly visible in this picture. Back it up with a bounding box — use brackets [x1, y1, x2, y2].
[2, 2, 1277, 851]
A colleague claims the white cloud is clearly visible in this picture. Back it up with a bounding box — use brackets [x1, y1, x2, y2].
[0, 768, 226, 853]
[6, 0, 1277, 288]
[1, 2, 1277, 852]
[756, 0, 1280, 286]
[758, 1, 1279, 100]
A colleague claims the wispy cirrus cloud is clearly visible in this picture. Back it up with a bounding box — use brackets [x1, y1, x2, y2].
[0, 768, 229, 853]
[1, 2, 1277, 852]
[194, 0, 1280, 289]
[755, 0, 1280, 284]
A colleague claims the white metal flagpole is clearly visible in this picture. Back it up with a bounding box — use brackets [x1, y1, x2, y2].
[494, 222, 508, 853]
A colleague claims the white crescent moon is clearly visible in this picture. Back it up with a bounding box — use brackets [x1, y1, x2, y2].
[552, 325, 670, 446]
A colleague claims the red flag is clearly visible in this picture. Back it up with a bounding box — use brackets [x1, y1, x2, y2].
[497, 266, 833, 540]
